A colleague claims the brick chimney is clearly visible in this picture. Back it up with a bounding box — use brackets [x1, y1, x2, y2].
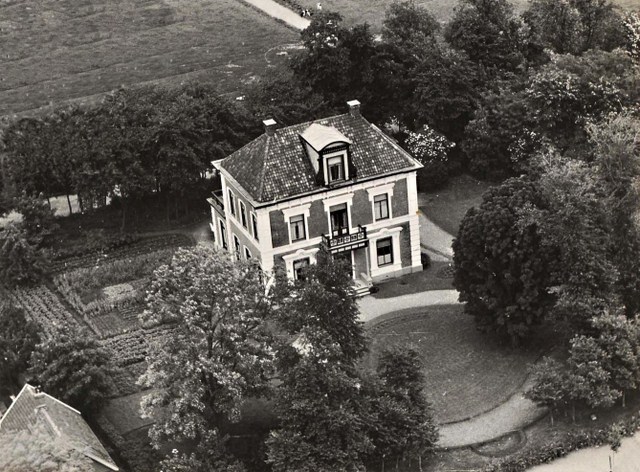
[263, 118, 277, 136]
[347, 99, 361, 117]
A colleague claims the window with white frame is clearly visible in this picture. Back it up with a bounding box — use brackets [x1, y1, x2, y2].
[233, 235, 241, 260]
[219, 220, 228, 250]
[251, 213, 259, 241]
[228, 190, 236, 217]
[376, 237, 393, 266]
[327, 155, 345, 183]
[244, 246, 252, 260]
[373, 194, 389, 221]
[290, 214, 306, 242]
[239, 201, 248, 228]
[293, 258, 310, 280]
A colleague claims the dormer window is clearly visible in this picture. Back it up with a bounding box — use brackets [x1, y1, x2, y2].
[299, 123, 353, 187]
[328, 155, 345, 183]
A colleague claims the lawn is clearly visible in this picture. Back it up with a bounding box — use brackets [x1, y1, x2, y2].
[419, 173, 492, 236]
[371, 260, 454, 298]
[364, 304, 551, 424]
[293, 0, 639, 30]
[0, 0, 297, 117]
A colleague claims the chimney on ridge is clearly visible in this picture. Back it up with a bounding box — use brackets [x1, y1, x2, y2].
[347, 99, 361, 117]
[263, 118, 277, 137]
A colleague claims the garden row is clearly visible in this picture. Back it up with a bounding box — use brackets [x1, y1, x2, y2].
[53, 249, 175, 318]
[48, 233, 193, 274]
[6, 285, 80, 338]
[101, 325, 180, 368]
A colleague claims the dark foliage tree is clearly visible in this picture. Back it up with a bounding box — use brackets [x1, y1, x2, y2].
[28, 328, 118, 413]
[453, 177, 557, 343]
[0, 222, 48, 287]
[444, 0, 526, 79]
[523, 0, 626, 55]
[0, 302, 40, 390]
[245, 68, 333, 126]
[367, 346, 438, 470]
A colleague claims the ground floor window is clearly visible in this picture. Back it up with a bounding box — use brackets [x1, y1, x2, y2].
[233, 235, 241, 260]
[376, 237, 393, 266]
[244, 246, 252, 260]
[293, 257, 310, 280]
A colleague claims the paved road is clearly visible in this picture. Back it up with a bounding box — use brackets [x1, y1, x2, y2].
[358, 289, 460, 323]
[529, 433, 640, 472]
[240, 0, 311, 30]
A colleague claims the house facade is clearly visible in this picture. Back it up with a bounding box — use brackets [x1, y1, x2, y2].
[209, 100, 423, 292]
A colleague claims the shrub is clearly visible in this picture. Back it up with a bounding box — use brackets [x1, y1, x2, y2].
[405, 125, 456, 191]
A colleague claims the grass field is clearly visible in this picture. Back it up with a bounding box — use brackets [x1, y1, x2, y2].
[0, 0, 297, 117]
[419, 173, 492, 236]
[295, 0, 639, 30]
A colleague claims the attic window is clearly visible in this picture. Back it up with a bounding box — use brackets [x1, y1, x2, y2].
[327, 156, 345, 183]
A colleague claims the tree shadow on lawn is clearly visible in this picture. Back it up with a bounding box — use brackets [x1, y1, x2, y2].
[363, 305, 555, 425]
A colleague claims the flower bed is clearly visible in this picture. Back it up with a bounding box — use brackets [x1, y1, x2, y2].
[7, 285, 80, 337]
[101, 325, 179, 367]
[53, 249, 174, 317]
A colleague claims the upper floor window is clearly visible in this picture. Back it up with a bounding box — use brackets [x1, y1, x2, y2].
[330, 203, 349, 237]
[251, 213, 259, 241]
[228, 190, 236, 217]
[376, 237, 393, 266]
[240, 201, 248, 228]
[290, 214, 306, 242]
[327, 156, 345, 183]
[374, 194, 389, 221]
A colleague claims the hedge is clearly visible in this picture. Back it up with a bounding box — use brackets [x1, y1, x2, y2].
[482, 413, 640, 471]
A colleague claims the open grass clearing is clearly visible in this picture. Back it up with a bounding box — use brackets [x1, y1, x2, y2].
[0, 0, 297, 116]
[291, 0, 639, 30]
[102, 389, 157, 435]
[419, 173, 493, 237]
[364, 304, 552, 424]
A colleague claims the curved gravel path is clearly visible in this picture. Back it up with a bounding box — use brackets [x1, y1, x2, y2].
[359, 287, 548, 449]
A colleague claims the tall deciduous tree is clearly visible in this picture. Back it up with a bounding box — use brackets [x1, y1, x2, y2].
[368, 346, 438, 470]
[453, 177, 557, 343]
[0, 222, 48, 287]
[139, 245, 274, 469]
[267, 249, 371, 471]
[444, 0, 526, 79]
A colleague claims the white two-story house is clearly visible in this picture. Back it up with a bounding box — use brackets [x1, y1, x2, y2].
[209, 100, 423, 293]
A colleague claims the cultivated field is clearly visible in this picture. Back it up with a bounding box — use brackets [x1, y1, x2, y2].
[295, 0, 640, 30]
[0, 0, 297, 117]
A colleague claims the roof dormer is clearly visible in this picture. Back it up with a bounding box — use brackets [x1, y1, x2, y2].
[300, 123, 353, 186]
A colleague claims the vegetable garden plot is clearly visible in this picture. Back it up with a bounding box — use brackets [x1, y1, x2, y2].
[7, 285, 81, 337]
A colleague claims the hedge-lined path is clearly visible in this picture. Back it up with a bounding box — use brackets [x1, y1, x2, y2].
[529, 432, 640, 472]
[239, 0, 311, 30]
[359, 292, 548, 449]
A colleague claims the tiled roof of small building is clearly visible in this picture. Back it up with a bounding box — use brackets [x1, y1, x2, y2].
[220, 112, 420, 203]
[0, 384, 118, 471]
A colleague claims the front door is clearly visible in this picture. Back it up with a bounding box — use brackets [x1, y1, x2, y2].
[333, 250, 355, 279]
[330, 203, 349, 237]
